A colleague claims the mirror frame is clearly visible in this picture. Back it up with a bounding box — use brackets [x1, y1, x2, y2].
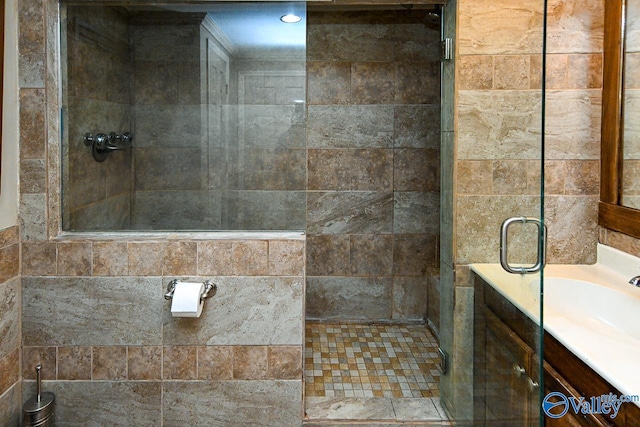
[599, 0, 640, 238]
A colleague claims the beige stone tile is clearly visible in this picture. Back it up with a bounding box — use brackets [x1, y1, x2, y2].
[164, 241, 197, 276]
[58, 346, 92, 380]
[19, 89, 46, 160]
[20, 159, 46, 194]
[0, 348, 19, 396]
[349, 235, 393, 277]
[564, 160, 599, 195]
[197, 241, 233, 276]
[545, 54, 569, 89]
[57, 242, 91, 276]
[493, 55, 530, 89]
[198, 241, 268, 276]
[599, 227, 608, 245]
[21, 241, 57, 276]
[605, 230, 640, 258]
[543, 161, 567, 194]
[20, 193, 47, 241]
[268, 240, 304, 276]
[567, 54, 603, 89]
[0, 226, 19, 248]
[233, 346, 268, 380]
[18, 0, 45, 87]
[456, 160, 493, 195]
[625, 53, 640, 89]
[22, 346, 56, 380]
[492, 160, 531, 195]
[394, 62, 439, 105]
[530, 54, 543, 89]
[395, 20, 440, 62]
[128, 242, 165, 276]
[267, 346, 302, 380]
[456, 195, 540, 264]
[0, 244, 19, 284]
[545, 90, 601, 160]
[307, 21, 395, 62]
[92, 346, 127, 380]
[351, 62, 395, 104]
[393, 234, 437, 276]
[163, 346, 197, 380]
[128, 346, 162, 381]
[457, 90, 542, 160]
[458, 56, 493, 90]
[198, 346, 233, 380]
[545, 196, 598, 264]
[459, 0, 544, 55]
[546, 0, 604, 54]
[307, 191, 394, 236]
[164, 381, 300, 426]
[307, 61, 351, 105]
[305, 397, 395, 420]
[308, 105, 394, 149]
[232, 241, 269, 276]
[92, 241, 128, 276]
[392, 277, 429, 321]
[394, 148, 439, 192]
[308, 149, 393, 192]
[306, 235, 350, 276]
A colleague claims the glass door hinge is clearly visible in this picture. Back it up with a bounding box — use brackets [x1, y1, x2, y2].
[441, 38, 453, 61]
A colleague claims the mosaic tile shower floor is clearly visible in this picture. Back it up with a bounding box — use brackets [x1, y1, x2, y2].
[305, 322, 441, 399]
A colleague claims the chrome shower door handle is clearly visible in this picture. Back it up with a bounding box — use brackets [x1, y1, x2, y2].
[499, 217, 547, 274]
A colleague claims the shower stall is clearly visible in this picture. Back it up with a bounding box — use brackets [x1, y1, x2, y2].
[52, 0, 557, 424]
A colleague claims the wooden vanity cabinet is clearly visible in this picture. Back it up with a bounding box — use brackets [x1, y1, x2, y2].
[474, 274, 640, 427]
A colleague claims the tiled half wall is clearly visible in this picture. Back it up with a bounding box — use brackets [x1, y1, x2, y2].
[0, 226, 21, 425]
[21, 238, 305, 426]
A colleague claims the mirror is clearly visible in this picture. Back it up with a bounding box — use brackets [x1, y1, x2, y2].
[599, 0, 640, 238]
[623, 0, 640, 209]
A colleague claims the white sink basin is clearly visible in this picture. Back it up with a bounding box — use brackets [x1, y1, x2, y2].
[530, 277, 640, 342]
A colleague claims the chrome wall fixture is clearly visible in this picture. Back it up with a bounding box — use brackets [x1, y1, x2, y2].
[83, 131, 133, 162]
[164, 279, 218, 302]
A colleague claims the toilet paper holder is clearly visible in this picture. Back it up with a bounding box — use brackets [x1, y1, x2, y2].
[164, 279, 217, 302]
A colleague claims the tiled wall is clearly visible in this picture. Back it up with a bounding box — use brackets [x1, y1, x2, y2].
[63, 6, 133, 230]
[21, 238, 305, 425]
[305, 9, 441, 322]
[455, 0, 603, 266]
[0, 226, 21, 425]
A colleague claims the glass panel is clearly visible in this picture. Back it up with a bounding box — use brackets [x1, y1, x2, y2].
[60, 2, 306, 231]
[439, 0, 546, 424]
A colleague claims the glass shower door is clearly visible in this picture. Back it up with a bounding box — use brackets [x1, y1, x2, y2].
[438, 0, 548, 425]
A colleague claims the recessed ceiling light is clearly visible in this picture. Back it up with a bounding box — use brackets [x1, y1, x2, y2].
[280, 14, 302, 24]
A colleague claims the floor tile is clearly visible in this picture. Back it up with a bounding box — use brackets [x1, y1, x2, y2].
[305, 397, 395, 420]
[305, 322, 440, 399]
[391, 398, 441, 421]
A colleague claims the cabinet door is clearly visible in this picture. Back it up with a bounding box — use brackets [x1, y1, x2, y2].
[543, 361, 613, 427]
[485, 309, 534, 425]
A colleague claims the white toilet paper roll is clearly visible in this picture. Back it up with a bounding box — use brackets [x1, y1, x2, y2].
[171, 281, 205, 318]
